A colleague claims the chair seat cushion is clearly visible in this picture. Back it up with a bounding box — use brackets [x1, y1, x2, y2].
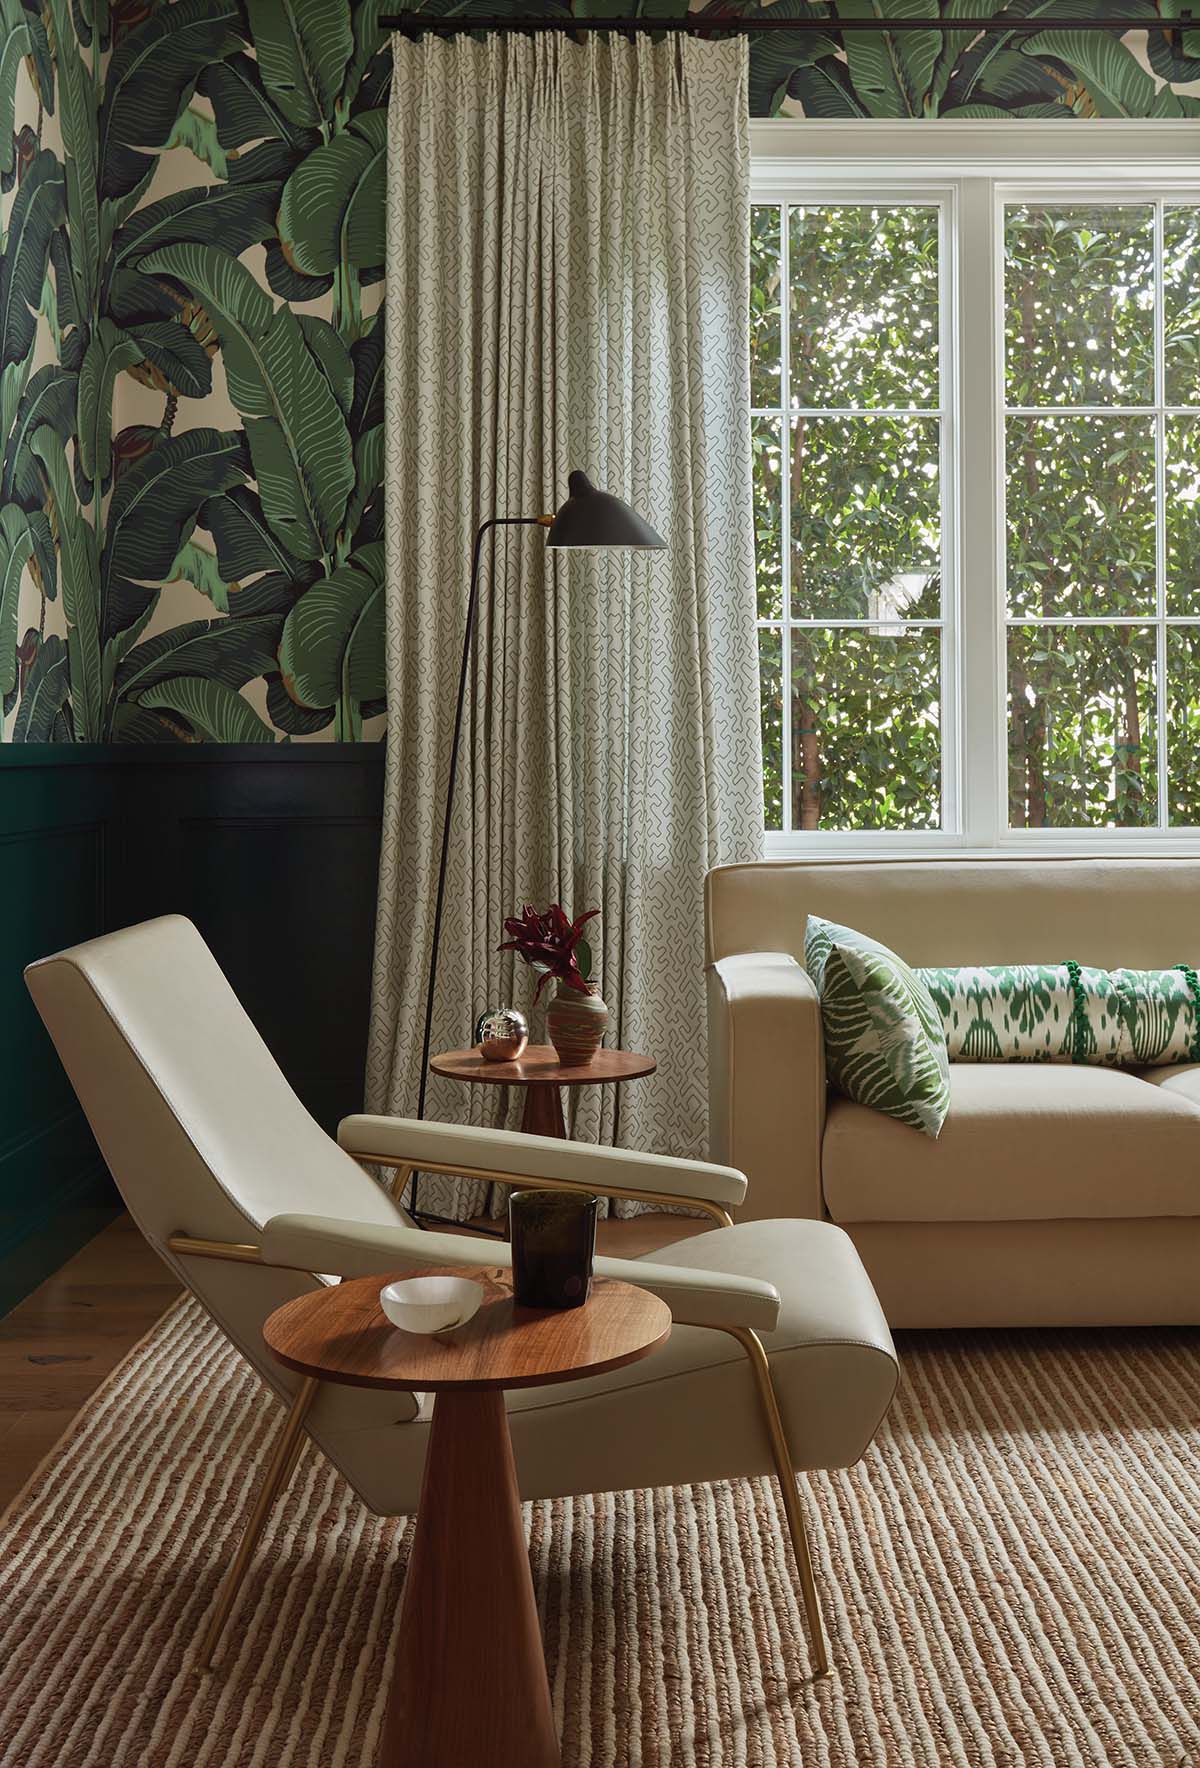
[822, 1063, 1200, 1224]
[642, 1216, 892, 1356]
[330, 1219, 899, 1514]
[500, 1218, 898, 1486]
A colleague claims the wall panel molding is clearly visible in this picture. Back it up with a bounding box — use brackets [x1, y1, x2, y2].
[0, 745, 386, 1314]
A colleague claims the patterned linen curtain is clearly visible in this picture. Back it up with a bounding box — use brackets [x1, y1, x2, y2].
[369, 31, 763, 1217]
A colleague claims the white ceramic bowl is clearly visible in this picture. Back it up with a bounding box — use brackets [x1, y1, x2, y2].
[379, 1275, 483, 1336]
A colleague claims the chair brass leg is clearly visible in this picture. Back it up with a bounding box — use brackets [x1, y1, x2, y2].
[726, 1327, 832, 1682]
[277, 1418, 309, 1489]
[198, 1376, 318, 1672]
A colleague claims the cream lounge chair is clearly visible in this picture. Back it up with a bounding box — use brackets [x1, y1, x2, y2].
[26, 914, 897, 1680]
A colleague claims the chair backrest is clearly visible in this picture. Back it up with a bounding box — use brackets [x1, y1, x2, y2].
[25, 915, 417, 1416]
[706, 858, 1200, 972]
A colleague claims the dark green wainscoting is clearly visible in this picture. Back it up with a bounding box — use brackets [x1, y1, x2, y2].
[0, 745, 386, 1317]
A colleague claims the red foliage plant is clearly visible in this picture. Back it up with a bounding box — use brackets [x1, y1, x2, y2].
[498, 903, 599, 1001]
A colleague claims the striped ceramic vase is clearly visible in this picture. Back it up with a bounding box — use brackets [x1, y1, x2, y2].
[547, 981, 608, 1065]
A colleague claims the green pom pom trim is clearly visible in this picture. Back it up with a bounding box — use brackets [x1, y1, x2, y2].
[1065, 959, 1090, 1065]
[1174, 963, 1200, 1062]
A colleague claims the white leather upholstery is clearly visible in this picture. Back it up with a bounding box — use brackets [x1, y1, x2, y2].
[705, 859, 1200, 1326]
[339, 1114, 748, 1207]
[325, 1220, 899, 1512]
[26, 914, 897, 1515]
[261, 1214, 783, 1331]
[24, 916, 422, 1426]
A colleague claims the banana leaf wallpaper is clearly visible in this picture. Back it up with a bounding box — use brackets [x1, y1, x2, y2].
[1, 2, 1198, 745]
[1, 0, 388, 743]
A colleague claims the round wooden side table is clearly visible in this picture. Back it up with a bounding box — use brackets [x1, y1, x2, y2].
[263, 1267, 671, 1768]
[430, 1043, 656, 1138]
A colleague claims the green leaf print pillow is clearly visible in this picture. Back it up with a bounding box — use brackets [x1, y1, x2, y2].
[804, 916, 951, 1138]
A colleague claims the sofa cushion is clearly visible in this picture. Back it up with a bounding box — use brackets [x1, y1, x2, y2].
[822, 1063, 1200, 1223]
[1132, 1063, 1200, 1105]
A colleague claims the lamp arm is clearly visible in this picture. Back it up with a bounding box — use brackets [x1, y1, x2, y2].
[411, 512, 552, 1223]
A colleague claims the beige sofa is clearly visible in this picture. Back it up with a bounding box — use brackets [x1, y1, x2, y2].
[706, 858, 1200, 1329]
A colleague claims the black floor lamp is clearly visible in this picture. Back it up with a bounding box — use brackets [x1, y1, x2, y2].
[409, 470, 667, 1225]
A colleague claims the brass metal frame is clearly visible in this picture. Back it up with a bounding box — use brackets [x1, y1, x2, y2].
[723, 1327, 831, 1681]
[168, 1235, 262, 1264]
[351, 1150, 737, 1229]
[166, 1228, 832, 1683]
[198, 1376, 317, 1670]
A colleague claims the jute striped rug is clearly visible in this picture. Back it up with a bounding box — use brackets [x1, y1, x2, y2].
[1, 1299, 1199, 1768]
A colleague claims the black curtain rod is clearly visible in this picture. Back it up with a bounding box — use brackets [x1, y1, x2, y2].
[384, 12, 1193, 35]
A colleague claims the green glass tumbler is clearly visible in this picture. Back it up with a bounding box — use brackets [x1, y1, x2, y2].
[508, 1189, 600, 1310]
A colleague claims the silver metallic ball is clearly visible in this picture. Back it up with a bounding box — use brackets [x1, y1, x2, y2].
[476, 1007, 529, 1062]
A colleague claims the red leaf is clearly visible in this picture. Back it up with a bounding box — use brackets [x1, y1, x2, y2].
[496, 900, 600, 990]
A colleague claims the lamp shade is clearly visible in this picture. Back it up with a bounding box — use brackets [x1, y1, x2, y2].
[546, 470, 667, 551]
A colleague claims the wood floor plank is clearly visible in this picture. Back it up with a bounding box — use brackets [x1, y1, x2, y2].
[0, 1216, 180, 1510]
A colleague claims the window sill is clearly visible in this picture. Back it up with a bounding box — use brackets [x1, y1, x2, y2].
[764, 833, 1200, 862]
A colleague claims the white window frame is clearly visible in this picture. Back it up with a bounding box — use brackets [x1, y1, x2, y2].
[751, 119, 1200, 858]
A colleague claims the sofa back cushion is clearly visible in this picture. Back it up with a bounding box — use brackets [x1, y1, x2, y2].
[706, 859, 1200, 972]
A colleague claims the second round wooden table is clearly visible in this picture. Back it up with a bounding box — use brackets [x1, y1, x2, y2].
[263, 1267, 670, 1768]
[430, 1043, 656, 1138]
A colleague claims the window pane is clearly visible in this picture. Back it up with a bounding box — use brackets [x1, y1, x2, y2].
[1166, 414, 1200, 615]
[1007, 624, 1157, 829]
[1006, 415, 1155, 618]
[1005, 204, 1154, 407]
[750, 205, 783, 410]
[752, 417, 783, 620]
[759, 628, 783, 833]
[790, 415, 940, 620]
[1164, 206, 1200, 408]
[1166, 627, 1200, 825]
[789, 204, 938, 410]
[791, 627, 940, 831]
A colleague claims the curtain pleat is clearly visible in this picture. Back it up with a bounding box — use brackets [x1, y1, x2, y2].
[370, 33, 763, 1217]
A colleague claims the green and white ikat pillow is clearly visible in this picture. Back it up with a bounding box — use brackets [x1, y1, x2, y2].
[804, 916, 951, 1138]
[916, 963, 1200, 1067]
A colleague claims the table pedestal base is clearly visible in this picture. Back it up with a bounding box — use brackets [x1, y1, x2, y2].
[381, 1388, 560, 1768]
[520, 1082, 566, 1138]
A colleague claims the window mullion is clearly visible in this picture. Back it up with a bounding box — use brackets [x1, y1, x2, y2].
[780, 202, 793, 836]
[959, 177, 1004, 845]
[1154, 198, 1169, 830]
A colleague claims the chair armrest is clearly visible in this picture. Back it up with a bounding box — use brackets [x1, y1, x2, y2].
[336, 1114, 746, 1220]
[706, 951, 826, 1222]
[259, 1214, 781, 1333]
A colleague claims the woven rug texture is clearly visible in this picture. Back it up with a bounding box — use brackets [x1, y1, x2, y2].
[1, 1298, 1198, 1767]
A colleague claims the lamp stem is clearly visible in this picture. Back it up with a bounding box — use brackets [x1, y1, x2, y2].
[411, 513, 550, 1223]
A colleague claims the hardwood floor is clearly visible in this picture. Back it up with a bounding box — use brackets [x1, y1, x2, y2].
[0, 1215, 180, 1512]
[0, 1208, 708, 1512]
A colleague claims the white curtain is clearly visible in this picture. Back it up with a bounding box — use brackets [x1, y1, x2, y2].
[369, 31, 763, 1217]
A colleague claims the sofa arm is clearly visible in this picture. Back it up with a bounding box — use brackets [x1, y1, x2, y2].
[706, 951, 825, 1222]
